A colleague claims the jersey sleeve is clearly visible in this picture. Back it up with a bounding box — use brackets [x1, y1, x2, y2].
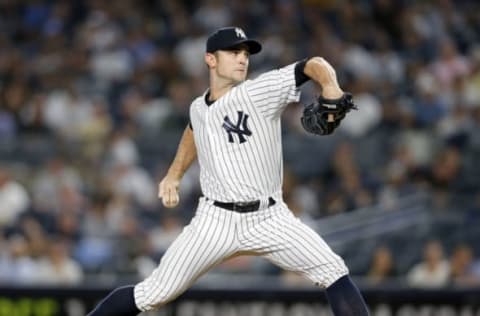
[245, 62, 301, 118]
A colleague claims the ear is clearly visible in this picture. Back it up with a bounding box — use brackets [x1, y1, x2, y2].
[205, 53, 216, 69]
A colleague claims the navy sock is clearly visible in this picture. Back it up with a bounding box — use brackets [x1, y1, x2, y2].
[325, 275, 370, 316]
[87, 285, 141, 316]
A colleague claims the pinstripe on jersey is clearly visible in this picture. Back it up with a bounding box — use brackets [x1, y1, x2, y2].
[134, 198, 348, 311]
[133, 61, 349, 312]
[190, 63, 300, 203]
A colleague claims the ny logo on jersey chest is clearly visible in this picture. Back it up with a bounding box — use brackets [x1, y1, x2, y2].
[222, 111, 252, 144]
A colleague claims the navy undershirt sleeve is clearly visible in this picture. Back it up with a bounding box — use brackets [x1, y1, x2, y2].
[295, 58, 310, 87]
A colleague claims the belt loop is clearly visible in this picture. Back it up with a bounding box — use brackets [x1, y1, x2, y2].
[203, 197, 214, 206]
[259, 197, 268, 210]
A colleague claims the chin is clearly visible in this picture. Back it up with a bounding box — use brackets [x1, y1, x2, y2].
[233, 75, 247, 83]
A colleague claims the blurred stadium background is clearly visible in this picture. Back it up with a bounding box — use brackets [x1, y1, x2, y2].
[1, 0, 480, 315]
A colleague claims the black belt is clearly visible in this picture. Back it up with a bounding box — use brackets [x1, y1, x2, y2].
[210, 197, 276, 213]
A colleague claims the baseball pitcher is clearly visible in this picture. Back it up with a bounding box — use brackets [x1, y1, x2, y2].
[88, 27, 369, 316]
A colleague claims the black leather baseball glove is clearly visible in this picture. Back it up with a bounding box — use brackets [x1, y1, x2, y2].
[300, 92, 357, 135]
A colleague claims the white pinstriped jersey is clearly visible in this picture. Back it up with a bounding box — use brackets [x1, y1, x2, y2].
[190, 63, 300, 202]
[133, 61, 349, 312]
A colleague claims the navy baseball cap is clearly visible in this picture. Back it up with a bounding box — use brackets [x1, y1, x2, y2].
[206, 27, 262, 54]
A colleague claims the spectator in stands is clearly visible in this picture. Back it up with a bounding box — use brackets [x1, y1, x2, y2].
[111, 213, 147, 275]
[106, 161, 157, 210]
[54, 210, 81, 243]
[323, 141, 374, 214]
[148, 213, 182, 256]
[18, 216, 49, 261]
[462, 46, 480, 107]
[430, 38, 470, 93]
[366, 246, 396, 285]
[0, 167, 30, 227]
[105, 128, 140, 167]
[76, 96, 112, 161]
[37, 237, 84, 285]
[0, 232, 10, 283]
[19, 92, 51, 135]
[378, 144, 417, 210]
[0, 109, 17, 142]
[2, 235, 40, 284]
[412, 71, 447, 127]
[75, 194, 115, 272]
[31, 156, 83, 213]
[449, 244, 480, 287]
[407, 240, 450, 288]
[428, 146, 463, 194]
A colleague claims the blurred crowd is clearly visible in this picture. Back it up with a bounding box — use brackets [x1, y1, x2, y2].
[364, 240, 480, 288]
[1, 0, 480, 286]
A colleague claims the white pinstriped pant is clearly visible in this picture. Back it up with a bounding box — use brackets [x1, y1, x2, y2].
[134, 197, 348, 311]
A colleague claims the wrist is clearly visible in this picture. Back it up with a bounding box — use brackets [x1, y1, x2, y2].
[322, 85, 343, 99]
[166, 168, 182, 181]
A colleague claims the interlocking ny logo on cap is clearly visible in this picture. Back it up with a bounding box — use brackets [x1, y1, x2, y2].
[206, 27, 262, 54]
[235, 28, 246, 39]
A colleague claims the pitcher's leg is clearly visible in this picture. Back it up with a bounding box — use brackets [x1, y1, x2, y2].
[87, 286, 139, 316]
[135, 208, 237, 311]
[246, 209, 348, 287]
[88, 206, 237, 315]
[251, 208, 369, 315]
[325, 275, 370, 316]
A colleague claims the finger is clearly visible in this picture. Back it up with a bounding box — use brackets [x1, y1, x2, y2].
[164, 187, 172, 206]
[328, 113, 335, 122]
[162, 194, 171, 207]
[158, 182, 164, 198]
[164, 188, 179, 208]
[169, 191, 179, 207]
[170, 187, 179, 205]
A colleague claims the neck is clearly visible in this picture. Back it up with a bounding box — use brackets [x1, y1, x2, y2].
[208, 75, 236, 101]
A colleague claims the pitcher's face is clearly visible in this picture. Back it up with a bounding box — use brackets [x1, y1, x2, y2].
[206, 45, 250, 84]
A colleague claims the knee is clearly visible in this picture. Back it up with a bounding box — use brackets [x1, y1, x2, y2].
[134, 281, 174, 311]
[326, 257, 349, 287]
[314, 257, 349, 288]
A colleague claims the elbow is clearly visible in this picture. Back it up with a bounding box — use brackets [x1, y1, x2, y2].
[305, 57, 328, 75]
[304, 56, 337, 86]
[308, 56, 327, 64]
